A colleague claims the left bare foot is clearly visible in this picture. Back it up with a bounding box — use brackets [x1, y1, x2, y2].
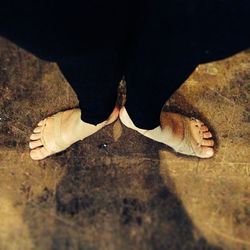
[29, 106, 119, 160]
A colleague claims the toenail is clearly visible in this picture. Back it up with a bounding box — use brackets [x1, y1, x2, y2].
[30, 151, 35, 158]
[206, 149, 213, 156]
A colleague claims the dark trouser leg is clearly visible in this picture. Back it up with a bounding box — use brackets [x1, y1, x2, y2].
[55, 1, 134, 125]
[0, 1, 131, 125]
[123, 0, 199, 129]
[57, 50, 123, 125]
[124, 0, 250, 129]
[54, 0, 144, 124]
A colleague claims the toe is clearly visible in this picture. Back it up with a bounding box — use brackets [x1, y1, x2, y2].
[29, 139, 43, 149]
[198, 120, 204, 126]
[30, 133, 41, 140]
[37, 119, 46, 126]
[30, 147, 51, 160]
[195, 119, 204, 126]
[201, 139, 214, 147]
[198, 146, 214, 158]
[33, 126, 42, 133]
[201, 125, 209, 132]
[203, 131, 212, 138]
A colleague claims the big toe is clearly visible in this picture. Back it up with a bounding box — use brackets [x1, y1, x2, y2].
[30, 147, 50, 160]
[198, 146, 214, 158]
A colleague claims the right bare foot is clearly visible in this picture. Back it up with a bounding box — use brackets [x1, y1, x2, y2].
[29, 107, 119, 160]
[159, 112, 214, 158]
[119, 107, 214, 158]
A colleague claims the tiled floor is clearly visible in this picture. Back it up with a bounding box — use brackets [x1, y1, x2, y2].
[0, 37, 249, 250]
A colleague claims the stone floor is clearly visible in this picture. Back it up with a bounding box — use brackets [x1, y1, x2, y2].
[0, 36, 249, 250]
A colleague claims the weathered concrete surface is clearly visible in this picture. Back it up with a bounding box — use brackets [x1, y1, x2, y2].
[0, 36, 249, 250]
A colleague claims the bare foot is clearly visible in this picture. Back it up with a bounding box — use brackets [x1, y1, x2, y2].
[29, 107, 119, 160]
[119, 107, 214, 158]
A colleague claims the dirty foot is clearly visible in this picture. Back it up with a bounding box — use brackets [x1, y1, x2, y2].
[29, 107, 119, 160]
[119, 107, 214, 158]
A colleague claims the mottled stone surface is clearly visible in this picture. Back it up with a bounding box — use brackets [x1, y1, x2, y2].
[0, 37, 249, 250]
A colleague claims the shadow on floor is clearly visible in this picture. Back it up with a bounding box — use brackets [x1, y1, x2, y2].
[22, 125, 221, 250]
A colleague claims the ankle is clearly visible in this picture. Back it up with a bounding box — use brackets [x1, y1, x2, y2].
[119, 107, 143, 131]
[119, 107, 153, 135]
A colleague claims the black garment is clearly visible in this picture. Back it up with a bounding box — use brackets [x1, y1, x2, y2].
[1, 1, 250, 128]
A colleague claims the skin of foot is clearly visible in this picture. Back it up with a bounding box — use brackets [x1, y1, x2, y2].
[119, 107, 214, 158]
[29, 106, 120, 160]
